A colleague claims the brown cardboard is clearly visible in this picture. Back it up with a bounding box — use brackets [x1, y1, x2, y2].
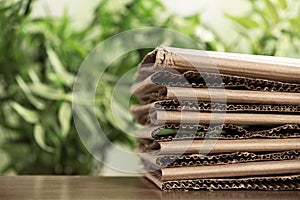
[131, 100, 300, 114]
[134, 124, 300, 141]
[145, 172, 300, 190]
[156, 160, 300, 181]
[132, 84, 300, 105]
[131, 100, 300, 125]
[136, 70, 300, 92]
[137, 47, 300, 83]
[167, 88, 300, 105]
[138, 138, 300, 154]
[151, 110, 300, 125]
[139, 150, 300, 168]
[133, 47, 300, 191]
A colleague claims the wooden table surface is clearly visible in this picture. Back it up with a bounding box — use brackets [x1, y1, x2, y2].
[0, 176, 300, 200]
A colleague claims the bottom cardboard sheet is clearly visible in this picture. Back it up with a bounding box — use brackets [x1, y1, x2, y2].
[143, 160, 300, 181]
[145, 172, 300, 191]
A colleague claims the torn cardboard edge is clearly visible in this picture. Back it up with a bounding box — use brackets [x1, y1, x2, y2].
[150, 110, 300, 125]
[145, 172, 300, 190]
[138, 150, 300, 168]
[134, 124, 300, 141]
[138, 138, 300, 154]
[137, 46, 300, 83]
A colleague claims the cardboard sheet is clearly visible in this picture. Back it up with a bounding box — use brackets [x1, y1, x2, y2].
[136, 47, 300, 83]
[145, 172, 300, 190]
[134, 124, 300, 141]
[134, 70, 300, 93]
[133, 85, 300, 105]
[138, 150, 300, 168]
[150, 110, 300, 125]
[131, 100, 300, 125]
[154, 160, 300, 181]
[138, 138, 300, 154]
[131, 100, 300, 114]
[132, 47, 300, 191]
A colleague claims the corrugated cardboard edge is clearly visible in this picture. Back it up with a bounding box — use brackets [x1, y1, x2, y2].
[131, 100, 300, 125]
[145, 172, 163, 189]
[145, 172, 300, 191]
[131, 100, 300, 115]
[159, 160, 300, 181]
[138, 138, 300, 154]
[133, 85, 300, 105]
[149, 70, 300, 92]
[139, 150, 300, 168]
[134, 124, 300, 141]
[137, 46, 300, 83]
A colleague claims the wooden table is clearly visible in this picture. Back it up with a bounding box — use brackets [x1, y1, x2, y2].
[0, 176, 299, 200]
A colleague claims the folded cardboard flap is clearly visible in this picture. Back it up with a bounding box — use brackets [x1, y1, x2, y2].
[137, 47, 300, 83]
[139, 138, 300, 154]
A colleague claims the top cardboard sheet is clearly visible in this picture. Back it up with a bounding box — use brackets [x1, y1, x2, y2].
[136, 47, 300, 83]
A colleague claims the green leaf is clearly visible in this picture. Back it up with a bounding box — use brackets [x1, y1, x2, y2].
[16, 75, 45, 110]
[264, 0, 279, 22]
[226, 15, 259, 29]
[47, 72, 64, 87]
[34, 124, 54, 153]
[46, 47, 74, 87]
[278, 0, 287, 9]
[252, 8, 270, 29]
[28, 83, 72, 101]
[58, 102, 72, 138]
[65, 40, 88, 57]
[290, 17, 300, 32]
[9, 101, 39, 124]
[28, 69, 40, 83]
[186, 14, 201, 26]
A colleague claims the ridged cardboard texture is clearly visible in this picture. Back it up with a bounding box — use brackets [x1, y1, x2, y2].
[138, 138, 300, 154]
[136, 47, 300, 83]
[132, 47, 300, 191]
[134, 124, 300, 141]
[139, 150, 300, 168]
[131, 100, 300, 125]
[145, 172, 300, 191]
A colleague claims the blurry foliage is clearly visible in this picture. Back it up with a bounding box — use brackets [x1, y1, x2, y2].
[0, 0, 93, 174]
[0, 0, 205, 174]
[0, 0, 299, 175]
[225, 0, 300, 57]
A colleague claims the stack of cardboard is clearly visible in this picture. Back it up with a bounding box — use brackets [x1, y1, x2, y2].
[131, 47, 300, 190]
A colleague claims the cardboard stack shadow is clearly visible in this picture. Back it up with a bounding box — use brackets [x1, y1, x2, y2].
[131, 47, 300, 190]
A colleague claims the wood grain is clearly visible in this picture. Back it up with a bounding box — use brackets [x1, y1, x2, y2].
[0, 176, 299, 200]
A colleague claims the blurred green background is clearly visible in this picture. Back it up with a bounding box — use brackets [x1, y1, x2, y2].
[0, 0, 299, 175]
